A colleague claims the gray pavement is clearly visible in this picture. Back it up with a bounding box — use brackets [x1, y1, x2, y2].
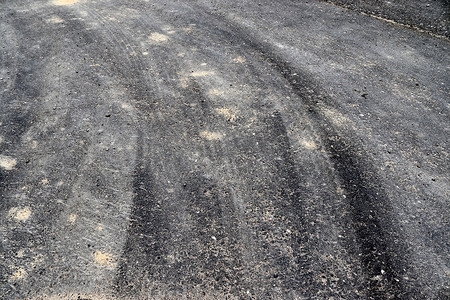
[322, 0, 449, 38]
[0, 0, 449, 299]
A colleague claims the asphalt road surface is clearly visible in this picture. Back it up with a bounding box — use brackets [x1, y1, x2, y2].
[0, 0, 449, 299]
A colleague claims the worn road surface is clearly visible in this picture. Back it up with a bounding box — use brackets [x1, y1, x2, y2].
[1, 0, 449, 299]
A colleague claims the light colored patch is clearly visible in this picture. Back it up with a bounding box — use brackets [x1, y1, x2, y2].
[179, 77, 189, 88]
[46, 16, 64, 23]
[57, 181, 64, 186]
[42, 178, 49, 185]
[148, 32, 169, 43]
[31, 140, 38, 149]
[68, 214, 77, 224]
[200, 131, 224, 141]
[17, 249, 25, 258]
[142, 51, 148, 56]
[233, 56, 246, 63]
[166, 254, 176, 264]
[10, 267, 27, 281]
[299, 139, 317, 150]
[322, 108, 352, 126]
[0, 136, 3, 143]
[215, 108, 237, 122]
[96, 224, 104, 231]
[190, 71, 214, 77]
[53, 0, 79, 6]
[9, 207, 31, 221]
[209, 89, 224, 96]
[121, 103, 133, 110]
[94, 251, 116, 268]
[0, 155, 16, 170]
[177, 52, 185, 57]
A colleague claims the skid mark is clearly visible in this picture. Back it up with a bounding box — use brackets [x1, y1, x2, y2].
[115, 154, 170, 295]
[253, 47, 408, 297]
[203, 16, 414, 295]
[0, 155, 17, 170]
[177, 175, 244, 295]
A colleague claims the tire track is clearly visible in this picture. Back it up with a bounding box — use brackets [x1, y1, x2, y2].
[0, 5, 145, 297]
[108, 1, 365, 298]
[217, 19, 413, 299]
[114, 72, 247, 297]
[148, 2, 415, 298]
[1, 0, 441, 298]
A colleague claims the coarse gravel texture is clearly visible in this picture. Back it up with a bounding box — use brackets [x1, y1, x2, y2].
[0, 0, 449, 299]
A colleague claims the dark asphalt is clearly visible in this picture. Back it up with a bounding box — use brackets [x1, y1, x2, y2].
[0, 0, 449, 299]
[323, 0, 449, 38]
